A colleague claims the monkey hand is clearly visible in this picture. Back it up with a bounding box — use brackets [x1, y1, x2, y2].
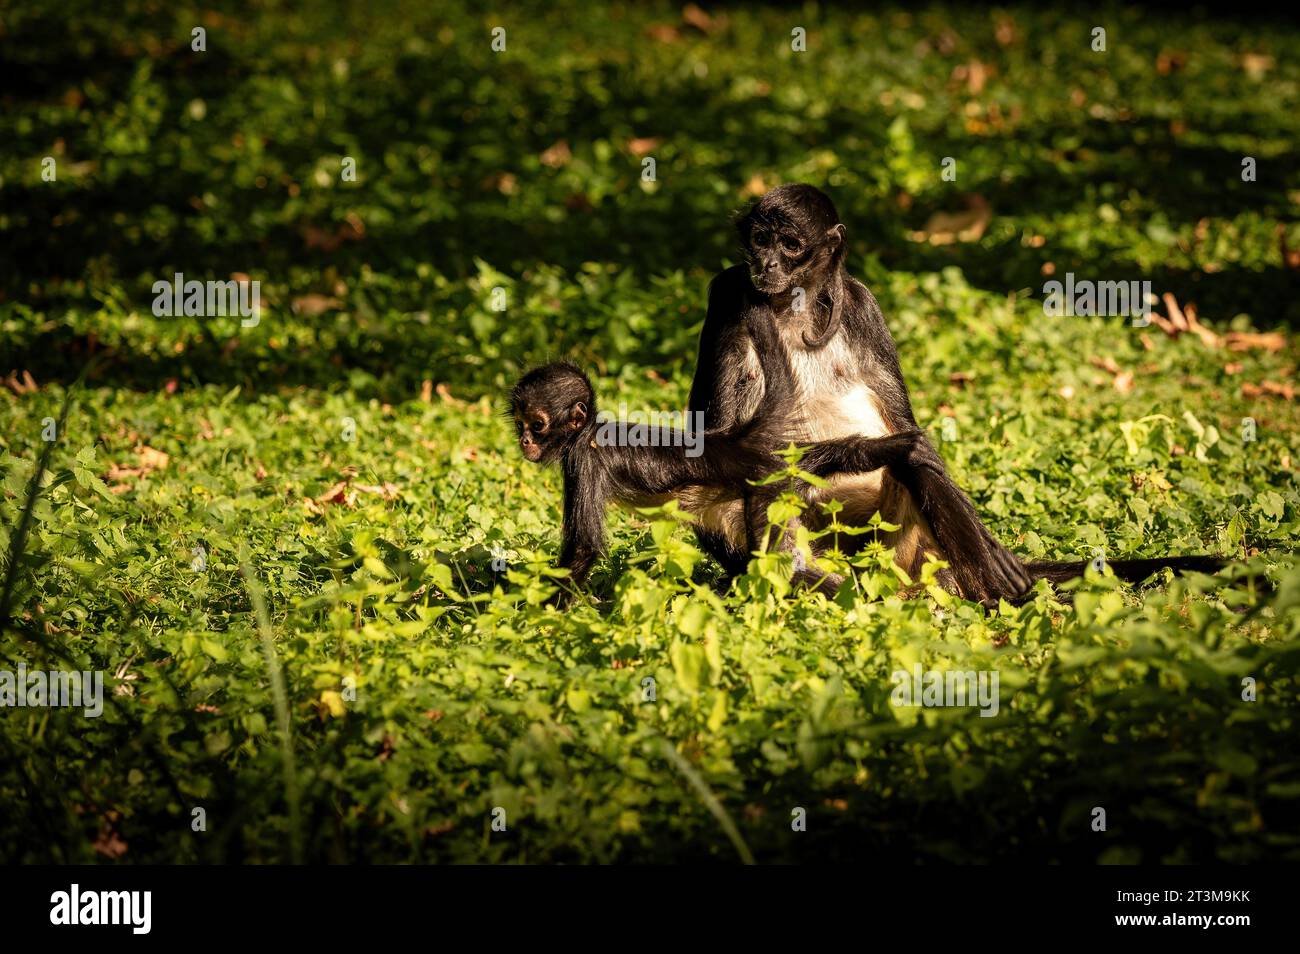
[800, 429, 926, 477]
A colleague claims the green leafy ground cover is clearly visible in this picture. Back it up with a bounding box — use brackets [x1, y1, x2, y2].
[1, 1, 1298, 862]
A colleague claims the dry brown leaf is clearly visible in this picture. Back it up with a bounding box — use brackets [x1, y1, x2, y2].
[646, 23, 681, 43]
[104, 444, 170, 490]
[436, 382, 466, 406]
[740, 172, 769, 199]
[315, 480, 352, 507]
[292, 294, 341, 316]
[137, 445, 169, 471]
[4, 370, 38, 395]
[907, 195, 990, 244]
[1279, 224, 1300, 270]
[1147, 311, 1178, 335]
[354, 482, 400, 501]
[1182, 302, 1221, 348]
[485, 171, 517, 195]
[1224, 331, 1285, 353]
[92, 827, 128, 859]
[1156, 50, 1187, 75]
[308, 472, 401, 513]
[627, 137, 660, 157]
[951, 61, 989, 94]
[1239, 52, 1275, 79]
[1162, 292, 1189, 332]
[539, 139, 571, 168]
[1241, 381, 1296, 401]
[1086, 354, 1138, 392]
[301, 213, 364, 252]
[682, 3, 720, 33]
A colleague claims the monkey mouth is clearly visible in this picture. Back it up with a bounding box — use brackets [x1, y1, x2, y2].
[521, 442, 543, 462]
[751, 271, 789, 294]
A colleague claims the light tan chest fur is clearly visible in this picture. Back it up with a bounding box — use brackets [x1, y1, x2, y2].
[747, 322, 939, 572]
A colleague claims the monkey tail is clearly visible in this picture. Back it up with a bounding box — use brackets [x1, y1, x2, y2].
[1024, 555, 1227, 584]
[801, 271, 844, 349]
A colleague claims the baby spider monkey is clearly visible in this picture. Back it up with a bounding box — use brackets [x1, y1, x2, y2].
[509, 315, 922, 596]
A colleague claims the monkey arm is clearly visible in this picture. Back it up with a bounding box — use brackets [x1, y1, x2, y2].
[689, 266, 753, 431]
[558, 462, 609, 587]
[848, 287, 1030, 604]
[888, 436, 1030, 605]
[798, 430, 924, 477]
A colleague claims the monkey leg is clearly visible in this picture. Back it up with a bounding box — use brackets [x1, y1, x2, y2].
[887, 439, 1031, 607]
[692, 526, 751, 577]
[744, 487, 845, 596]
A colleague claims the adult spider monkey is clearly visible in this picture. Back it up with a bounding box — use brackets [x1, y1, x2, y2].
[509, 311, 923, 595]
[687, 183, 1224, 605]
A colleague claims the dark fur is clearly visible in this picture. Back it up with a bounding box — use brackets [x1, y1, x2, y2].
[1025, 556, 1226, 585]
[689, 184, 1224, 605]
[510, 306, 926, 594]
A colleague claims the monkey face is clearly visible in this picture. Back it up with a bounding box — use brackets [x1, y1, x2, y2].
[509, 363, 595, 465]
[745, 224, 818, 294]
[513, 405, 553, 462]
[740, 185, 845, 296]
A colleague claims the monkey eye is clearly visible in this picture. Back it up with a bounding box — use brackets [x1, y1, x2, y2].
[752, 231, 771, 248]
[529, 420, 545, 434]
[780, 236, 802, 253]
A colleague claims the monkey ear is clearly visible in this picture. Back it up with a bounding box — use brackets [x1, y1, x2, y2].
[826, 223, 846, 248]
[569, 401, 588, 429]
